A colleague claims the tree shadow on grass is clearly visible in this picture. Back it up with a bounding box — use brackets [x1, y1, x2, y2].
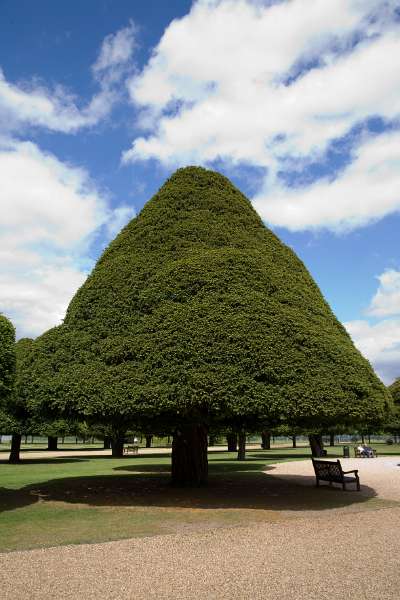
[0, 457, 89, 465]
[0, 464, 376, 515]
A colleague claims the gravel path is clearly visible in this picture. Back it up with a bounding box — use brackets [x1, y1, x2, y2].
[270, 456, 400, 502]
[1, 457, 400, 599]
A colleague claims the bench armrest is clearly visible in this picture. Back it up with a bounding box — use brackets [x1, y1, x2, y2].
[342, 469, 358, 475]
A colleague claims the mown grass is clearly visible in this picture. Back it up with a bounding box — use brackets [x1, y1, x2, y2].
[0, 443, 398, 553]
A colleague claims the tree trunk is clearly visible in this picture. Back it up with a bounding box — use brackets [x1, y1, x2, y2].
[145, 435, 152, 448]
[103, 437, 111, 449]
[361, 434, 365, 444]
[171, 424, 208, 486]
[111, 436, 125, 458]
[292, 435, 297, 448]
[24, 434, 28, 443]
[47, 436, 58, 451]
[208, 435, 216, 447]
[9, 433, 22, 464]
[368, 433, 371, 444]
[261, 431, 271, 450]
[309, 434, 325, 457]
[237, 431, 246, 461]
[329, 433, 335, 447]
[227, 433, 237, 452]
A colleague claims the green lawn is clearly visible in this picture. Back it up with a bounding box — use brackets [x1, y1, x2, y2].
[1, 443, 399, 553]
[0, 442, 105, 453]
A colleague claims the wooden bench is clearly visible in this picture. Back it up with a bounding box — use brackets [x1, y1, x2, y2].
[312, 458, 360, 491]
[354, 446, 377, 458]
[124, 445, 139, 455]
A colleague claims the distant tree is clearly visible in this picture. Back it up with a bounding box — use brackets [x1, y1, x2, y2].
[22, 167, 393, 484]
[40, 419, 73, 449]
[387, 378, 400, 441]
[0, 315, 16, 442]
[389, 378, 400, 404]
[7, 338, 34, 463]
[226, 431, 237, 452]
[261, 430, 271, 450]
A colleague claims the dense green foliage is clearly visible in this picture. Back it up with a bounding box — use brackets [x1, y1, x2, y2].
[10, 338, 35, 434]
[387, 378, 400, 435]
[389, 378, 400, 403]
[24, 167, 391, 432]
[0, 314, 16, 431]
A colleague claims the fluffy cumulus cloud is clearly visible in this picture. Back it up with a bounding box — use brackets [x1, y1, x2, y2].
[0, 23, 137, 337]
[123, 0, 400, 232]
[0, 140, 135, 337]
[345, 269, 400, 384]
[253, 129, 400, 231]
[0, 22, 136, 133]
[345, 319, 400, 385]
[367, 269, 400, 317]
[93, 20, 136, 83]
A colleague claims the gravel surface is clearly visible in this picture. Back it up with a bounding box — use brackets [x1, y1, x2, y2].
[270, 456, 400, 502]
[1, 456, 400, 599]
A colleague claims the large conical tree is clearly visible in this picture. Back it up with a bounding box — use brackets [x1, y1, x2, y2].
[25, 167, 392, 484]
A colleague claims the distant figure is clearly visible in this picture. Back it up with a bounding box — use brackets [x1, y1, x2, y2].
[358, 444, 374, 457]
[133, 437, 138, 444]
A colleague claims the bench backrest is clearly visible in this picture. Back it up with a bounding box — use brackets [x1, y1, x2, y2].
[312, 458, 343, 480]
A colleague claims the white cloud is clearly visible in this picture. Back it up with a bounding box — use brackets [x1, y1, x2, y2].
[253, 129, 400, 231]
[0, 139, 107, 246]
[0, 140, 135, 338]
[0, 70, 111, 133]
[106, 204, 136, 238]
[93, 21, 136, 83]
[122, 0, 400, 232]
[345, 266, 400, 384]
[0, 22, 136, 133]
[344, 318, 400, 385]
[0, 263, 88, 338]
[0, 23, 137, 336]
[367, 269, 400, 317]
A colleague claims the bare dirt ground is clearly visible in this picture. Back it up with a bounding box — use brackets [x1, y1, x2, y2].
[1, 456, 400, 599]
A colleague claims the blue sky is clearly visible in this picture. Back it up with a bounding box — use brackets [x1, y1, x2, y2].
[0, 0, 399, 384]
